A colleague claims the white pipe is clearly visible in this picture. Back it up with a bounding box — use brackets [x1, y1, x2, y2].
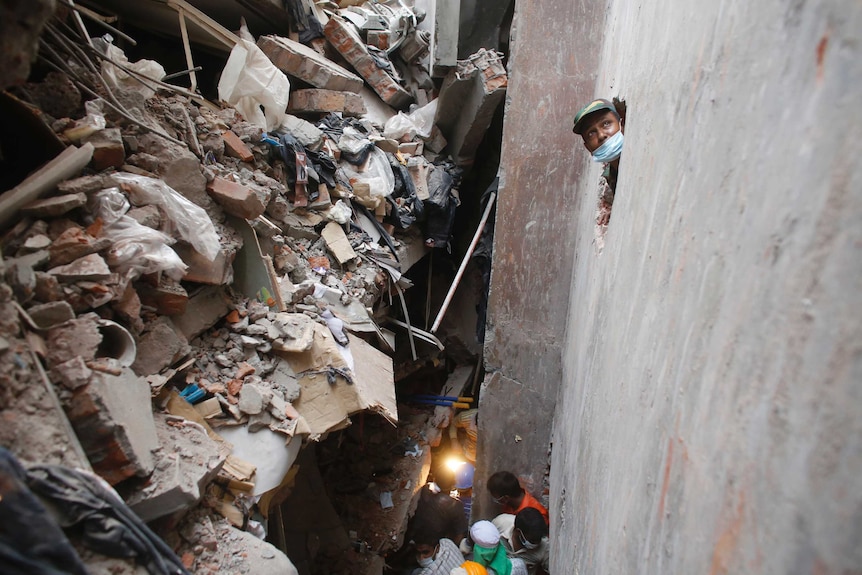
[430, 191, 496, 333]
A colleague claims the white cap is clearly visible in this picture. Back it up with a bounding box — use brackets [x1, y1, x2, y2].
[470, 520, 500, 548]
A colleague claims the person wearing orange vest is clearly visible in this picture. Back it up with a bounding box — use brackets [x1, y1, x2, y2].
[486, 471, 549, 526]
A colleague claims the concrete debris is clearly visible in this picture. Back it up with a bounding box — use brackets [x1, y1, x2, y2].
[47, 253, 112, 282]
[434, 48, 508, 167]
[0, 3, 507, 572]
[324, 15, 414, 109]
[125, 414, 225, 522]
[258, 34, 364, 93]
[61, 368, 159, 485]
[130, 316, 190, 376]
[20, 192, 86, 218]
[173, 508, 299, 574]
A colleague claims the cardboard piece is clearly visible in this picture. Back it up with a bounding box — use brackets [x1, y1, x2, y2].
[321, 221, 358, 265]
[287, 324, 396, 438]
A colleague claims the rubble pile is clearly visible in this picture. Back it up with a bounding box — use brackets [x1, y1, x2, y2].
[0, 0, 507, 572]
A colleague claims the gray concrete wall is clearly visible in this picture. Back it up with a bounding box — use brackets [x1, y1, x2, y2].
[475, 0, 607, 520]
[547, 0, 862, 573]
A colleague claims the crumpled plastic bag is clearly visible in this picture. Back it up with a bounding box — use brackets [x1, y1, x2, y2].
[337, 126, 375, 164]
[383, 99, 437, 141]
[95, 35, 166, 99]
[339, 147, 394, 199]
[326, 199, 353, 224]
[111, 173, 220, 261]
[218, 35, 291, 131]
[90, 188, 188, 280]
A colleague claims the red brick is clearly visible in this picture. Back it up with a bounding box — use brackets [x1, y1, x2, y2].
[206, 177, 269, 219]
[258, 35, 363, 93]
[84, 128, 125, 170]
[324, 16, 413, 109]
[288, 89, 366, 118]
[222, 130, 254, 163]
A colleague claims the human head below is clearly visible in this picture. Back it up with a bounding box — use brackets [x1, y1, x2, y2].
[513, 507, 547, 551]
[487, 470, 525, 508]
[572, 98, 624, 167]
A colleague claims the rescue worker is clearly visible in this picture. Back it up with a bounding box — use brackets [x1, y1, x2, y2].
[487, 471, 549, 526]
[571, 98, 624, 225]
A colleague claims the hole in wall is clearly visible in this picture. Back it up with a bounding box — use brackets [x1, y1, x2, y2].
[592, 96, 626, 253]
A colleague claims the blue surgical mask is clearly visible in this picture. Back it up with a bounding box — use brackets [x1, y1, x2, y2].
[591, 131, 624, 163]
[417, 556, 434, 568]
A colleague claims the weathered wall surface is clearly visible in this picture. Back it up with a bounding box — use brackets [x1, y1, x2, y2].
[547, 0, 862, 573]
[475, 0, 606, 519]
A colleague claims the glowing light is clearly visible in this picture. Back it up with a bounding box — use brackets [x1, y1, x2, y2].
[445, 456, 466, 472]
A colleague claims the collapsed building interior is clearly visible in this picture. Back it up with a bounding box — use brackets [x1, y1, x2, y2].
[0, 0, 514, 574]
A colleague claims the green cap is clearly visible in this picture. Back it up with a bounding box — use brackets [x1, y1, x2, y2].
[572, 99, 617, 134]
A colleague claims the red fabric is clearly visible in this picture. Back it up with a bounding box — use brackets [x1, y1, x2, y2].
[502, 491, 549, 526]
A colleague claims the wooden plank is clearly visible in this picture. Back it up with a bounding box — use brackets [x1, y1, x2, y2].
[177, 9, 198, 92]
[165, 0, 239, 48]
[0, 143, 94, 230]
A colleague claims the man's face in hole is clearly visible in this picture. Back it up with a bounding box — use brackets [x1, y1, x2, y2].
[416, 543, 437, 562]
[580, 110, 622, 153]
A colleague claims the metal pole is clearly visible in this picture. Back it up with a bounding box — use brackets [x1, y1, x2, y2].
[430, 191, 496, 333]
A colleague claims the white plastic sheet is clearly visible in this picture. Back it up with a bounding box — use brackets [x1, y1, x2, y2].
[218, 38, 291, 131]
[383, 99, 437, 140]
[339, 147, 395, 199]
[98, 38, 166, 99]
[90, 188, 188, 279]
[112, 173, 220, 261]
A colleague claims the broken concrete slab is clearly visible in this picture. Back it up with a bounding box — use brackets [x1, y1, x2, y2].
[20, 193, 86, 218]
[47, 253, 112, 282]
[434, 48, 507, 167]
[239, 382, 268, 415]
[126, 414, 225, 522]
[111, 282, 142, 329]
[34, 271, 62, 302]
[49, 227, 112, 267]
[258, 34, 363, 93]
[207, 177, 271, 220]
[174, 242, 237, 286]
[270, 313, 315, 353]
[131, 316, 190, 376]
[172, 286, 231, 341]
[324, 15, 413, 109]
[63, 368, 159, 485]
[136, 134, 212, 210]
[45, 315, 102, 367]
[279, 115, 324, 150]
[51, 356, 93, 390]
[0, 143, 93, 231]
[321, 221, 358, 265]
[26, 300, 75, 329]
[288, 89, 367, 118]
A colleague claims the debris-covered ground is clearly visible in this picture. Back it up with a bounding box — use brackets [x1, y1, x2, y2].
[0, 0, 504, 573]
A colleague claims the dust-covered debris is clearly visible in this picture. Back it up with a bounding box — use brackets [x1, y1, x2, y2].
[0, 0, 507, 571]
